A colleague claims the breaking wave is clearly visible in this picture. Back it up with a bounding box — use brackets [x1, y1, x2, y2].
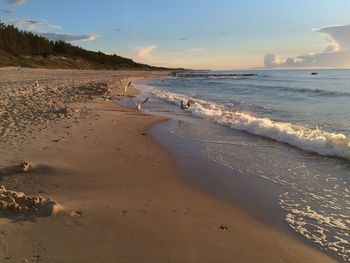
[150, 88, 350, 161]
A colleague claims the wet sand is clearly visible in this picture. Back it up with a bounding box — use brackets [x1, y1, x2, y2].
[0, 68, 335, 262]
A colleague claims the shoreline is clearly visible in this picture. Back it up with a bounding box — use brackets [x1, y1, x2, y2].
[0, 68, 335, 262]
[149, 119, 342, 261]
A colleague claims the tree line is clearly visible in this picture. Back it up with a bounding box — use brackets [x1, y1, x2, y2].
[0, 21, 158, 69]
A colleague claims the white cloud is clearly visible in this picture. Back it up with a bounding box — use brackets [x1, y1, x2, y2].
[1, 8, 14, 13]
[14, 19, 62, 32]
[7, 0, 26, 5]
[2, 0, 26, 14]
[0, 0, 27, 14]
[39, 32, 99, 43]
[5, 19, 98, 43]
[314, 24, 350, 52]
[264, 24, 350, 68]
[136, 45, 157, 61]
[188, 48, 208, 52]
[264, 53, 283, 68]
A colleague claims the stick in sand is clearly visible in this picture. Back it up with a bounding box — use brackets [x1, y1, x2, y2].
[128, 96, 149, 110]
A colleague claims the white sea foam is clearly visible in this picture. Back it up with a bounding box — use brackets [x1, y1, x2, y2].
[149, 87, 350, 161]
[280, 192, 350, 261]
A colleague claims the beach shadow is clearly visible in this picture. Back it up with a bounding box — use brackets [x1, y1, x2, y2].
[0, 165, 20, 177]
[1, 208, 62, 223]
[0, 164, 64, 179]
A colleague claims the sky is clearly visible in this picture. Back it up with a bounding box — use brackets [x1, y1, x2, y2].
[1, 0, 350, 69]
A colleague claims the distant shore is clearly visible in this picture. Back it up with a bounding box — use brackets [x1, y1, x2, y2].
[0, 68, 334, 262]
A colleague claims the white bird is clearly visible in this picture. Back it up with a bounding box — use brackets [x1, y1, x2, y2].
[125, 81, 132, 92]
[129, 96, 149, 110]
[180, 100, 195, 109]
[35, 80, 39, 87]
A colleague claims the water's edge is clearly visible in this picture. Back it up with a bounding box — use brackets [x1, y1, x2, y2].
[149, 118, 340, 262]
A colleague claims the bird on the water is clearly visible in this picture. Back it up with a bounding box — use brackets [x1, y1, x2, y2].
[180, 100, 195, 109]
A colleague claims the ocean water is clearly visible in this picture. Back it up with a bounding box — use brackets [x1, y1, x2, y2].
[132, 69, 350, 261]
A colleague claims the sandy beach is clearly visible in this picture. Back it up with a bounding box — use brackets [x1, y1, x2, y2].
[0, 68, 335, 262]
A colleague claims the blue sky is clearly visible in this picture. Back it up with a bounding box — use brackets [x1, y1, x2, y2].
[1, 0, 350, 69]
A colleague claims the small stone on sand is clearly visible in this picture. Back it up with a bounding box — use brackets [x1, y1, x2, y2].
[219, 225, 228, 231]
[19, 161, 32, 173]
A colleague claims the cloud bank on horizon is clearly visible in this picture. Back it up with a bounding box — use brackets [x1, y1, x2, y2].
[264, 24, 350, 68]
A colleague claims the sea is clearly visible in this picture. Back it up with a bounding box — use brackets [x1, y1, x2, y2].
[130, 69, 350, 261]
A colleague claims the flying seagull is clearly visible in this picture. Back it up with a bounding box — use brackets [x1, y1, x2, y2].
[180, 100, 195, 109]
[129, 96, 149, 110]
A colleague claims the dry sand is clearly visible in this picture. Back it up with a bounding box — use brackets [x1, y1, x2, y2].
[0, 68, 335, 262]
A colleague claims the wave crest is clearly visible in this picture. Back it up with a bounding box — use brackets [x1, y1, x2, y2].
[151, 88, 350, 160]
